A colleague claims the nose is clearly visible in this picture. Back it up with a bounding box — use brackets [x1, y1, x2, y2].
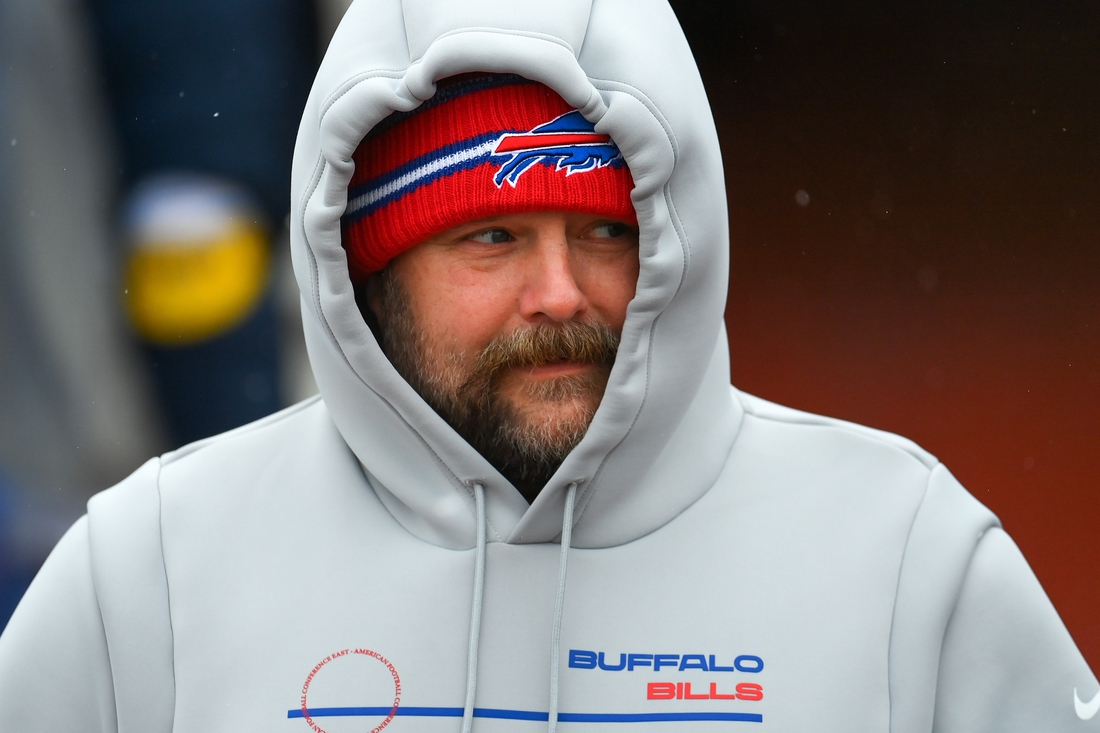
[518, 227, 587, 323]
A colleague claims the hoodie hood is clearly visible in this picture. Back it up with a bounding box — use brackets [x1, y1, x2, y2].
[290, 0, 742, 550]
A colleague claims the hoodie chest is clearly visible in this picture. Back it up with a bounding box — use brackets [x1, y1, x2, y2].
[165, 501, 902, 733]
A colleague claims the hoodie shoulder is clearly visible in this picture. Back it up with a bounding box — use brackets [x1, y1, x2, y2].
[735, 388, 938, 470]
[729, 391, 1089, 732]
[159, 394, 326, 470]
[152, 395, 371, 526]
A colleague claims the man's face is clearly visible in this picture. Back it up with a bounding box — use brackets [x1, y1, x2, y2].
[366, 210, 640, 499]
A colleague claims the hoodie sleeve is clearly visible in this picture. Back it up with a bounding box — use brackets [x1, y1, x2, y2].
[0, 456, 174, 733]
[889, 463, 1098, 733]
[0, 516, 118, 732]
[932, 527, 1100, 733]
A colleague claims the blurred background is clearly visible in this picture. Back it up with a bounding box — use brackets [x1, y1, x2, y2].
[0, 0, 1095, 668]
[676, 0, 1099, 668]
[0, 0, 337, 627]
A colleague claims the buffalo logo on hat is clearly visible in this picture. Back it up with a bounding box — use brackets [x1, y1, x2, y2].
[491, 111, 624, 188]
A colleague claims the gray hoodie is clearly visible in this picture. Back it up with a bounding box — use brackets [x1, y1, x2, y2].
[0, 1, 1095, 731]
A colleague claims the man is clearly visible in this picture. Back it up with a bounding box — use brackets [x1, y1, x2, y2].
[0, 1, 1095, 732]
[347, 74, 639, 501]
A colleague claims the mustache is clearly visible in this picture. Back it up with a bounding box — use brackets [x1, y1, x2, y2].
[466, 321, 620, 387]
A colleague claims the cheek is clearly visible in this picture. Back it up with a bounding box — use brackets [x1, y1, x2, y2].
[414, 277, 517, 354]
[582, 257, 639, 330]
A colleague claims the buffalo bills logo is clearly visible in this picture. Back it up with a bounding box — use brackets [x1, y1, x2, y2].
[491, 111, 623, 187]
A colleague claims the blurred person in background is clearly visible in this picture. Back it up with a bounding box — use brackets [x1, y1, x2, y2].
[0, 0, 338, 630]
[87, 0, 320, 446]
[0, 0, 162, 629]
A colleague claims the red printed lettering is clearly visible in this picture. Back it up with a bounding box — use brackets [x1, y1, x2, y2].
[648, 680, 766, 703]
[735, 683, 764, 701]
[647, 682, 676, 700]
[683, 682, 709, 700]
[709, 682, 737, 700]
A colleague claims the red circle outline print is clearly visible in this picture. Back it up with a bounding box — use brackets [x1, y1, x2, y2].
[299, 648, 401, 733]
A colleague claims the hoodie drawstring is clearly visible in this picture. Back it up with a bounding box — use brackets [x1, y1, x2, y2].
[461, 482, 487, 733]
[547, 482, 578, 733]
[461, 481, 578, 733]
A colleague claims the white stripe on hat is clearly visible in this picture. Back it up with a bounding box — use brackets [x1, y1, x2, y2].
[347, 139, 497, 217]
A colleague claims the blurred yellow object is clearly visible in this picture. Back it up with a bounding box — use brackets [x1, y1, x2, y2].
[125, 222, 269, 345]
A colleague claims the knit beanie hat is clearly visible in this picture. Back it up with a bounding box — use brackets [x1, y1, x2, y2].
[342, 74, 637, 281]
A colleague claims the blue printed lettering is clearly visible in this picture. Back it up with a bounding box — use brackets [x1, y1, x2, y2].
[679, 654, 708, 671]
[569, 650, 597, 669]
[598, 652, 626, 671]
[734, 655, 764, 673]
[708, 655, 734, 672]
[653, 654, 679, 671]
[567, 650, 765, 673]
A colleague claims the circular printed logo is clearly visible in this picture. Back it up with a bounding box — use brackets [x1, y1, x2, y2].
[299, 649, 401, 733]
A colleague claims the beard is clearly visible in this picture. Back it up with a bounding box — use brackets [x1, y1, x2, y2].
[372, 270, 620, 502]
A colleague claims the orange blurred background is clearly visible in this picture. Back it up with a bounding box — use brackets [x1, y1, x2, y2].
[672, 0, 1099, 667]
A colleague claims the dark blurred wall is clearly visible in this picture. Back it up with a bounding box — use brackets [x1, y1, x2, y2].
[88, 0, 318, 223]
[86, 0, 320, 446]
[670, 0, 1099, 667]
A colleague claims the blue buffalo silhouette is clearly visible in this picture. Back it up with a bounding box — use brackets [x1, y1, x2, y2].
[491, 111, 623, 187]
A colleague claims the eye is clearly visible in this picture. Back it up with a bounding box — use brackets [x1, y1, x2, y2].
[590, 222, 631, 239]
[467, 228, 513, 244]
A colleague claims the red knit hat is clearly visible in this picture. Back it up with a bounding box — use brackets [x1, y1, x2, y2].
[342, 74, 637, 281]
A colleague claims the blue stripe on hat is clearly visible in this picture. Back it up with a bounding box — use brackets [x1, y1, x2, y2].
[345, 131, 511, 221]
